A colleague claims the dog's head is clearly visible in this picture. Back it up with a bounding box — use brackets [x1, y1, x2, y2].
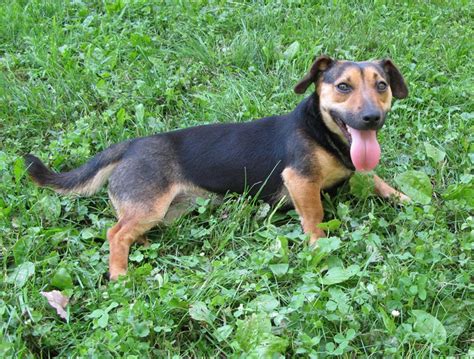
[294, 56, 408, 171]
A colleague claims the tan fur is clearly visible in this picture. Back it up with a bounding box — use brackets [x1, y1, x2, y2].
[363, 67, 392, 113]
[282, 167, 325, 244]
[317, 66, 393, 144]
[373, 175, 410, 202]
[107, 183, 184, 280]
[57, 164, 117, 196]
[319, 106, 347, 144]
[107, 183, 218, 279]
[314, 147, 353, 189]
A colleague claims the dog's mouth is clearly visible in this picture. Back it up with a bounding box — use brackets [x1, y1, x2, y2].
[332, 115, 381, 172]
[333, 116, 352, 144]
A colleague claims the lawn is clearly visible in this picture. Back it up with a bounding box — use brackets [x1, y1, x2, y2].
[1, 1, 473, 357]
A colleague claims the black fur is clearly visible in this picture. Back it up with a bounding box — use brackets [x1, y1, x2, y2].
[329, 108, 386, 131]
[379, 59, 409, 99]
[145, 95, 352, 201]
[322, 61, 355, 83]
[24, 154, 57, 187]
[294, 55, 334, 94]
[25, 95, 354, 202]
[323, 61, 388, 84]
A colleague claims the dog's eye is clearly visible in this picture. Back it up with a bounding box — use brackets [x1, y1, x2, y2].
[377, 81, 388, 91]
[336, 83, 351, 93]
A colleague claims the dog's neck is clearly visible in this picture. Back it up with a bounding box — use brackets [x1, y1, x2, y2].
[300, 94, 354, 170]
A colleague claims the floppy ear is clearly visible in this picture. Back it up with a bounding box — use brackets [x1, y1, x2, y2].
[380, 59, 408, 99]
[294, 55, 334, 94]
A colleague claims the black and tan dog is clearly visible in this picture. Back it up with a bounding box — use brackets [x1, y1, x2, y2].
[25, 55, 410, 280]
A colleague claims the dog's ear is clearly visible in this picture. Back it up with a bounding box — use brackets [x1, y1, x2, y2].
[380, 59, 408, 99]
[294, 55, 334, 94]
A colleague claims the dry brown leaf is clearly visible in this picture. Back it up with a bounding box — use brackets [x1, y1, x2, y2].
[41, 290, 69, 320]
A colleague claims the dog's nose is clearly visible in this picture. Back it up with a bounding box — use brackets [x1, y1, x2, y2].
[362, 112, 381, 124]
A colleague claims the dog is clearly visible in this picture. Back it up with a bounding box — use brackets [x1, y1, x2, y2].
[25, 55, 410, 280]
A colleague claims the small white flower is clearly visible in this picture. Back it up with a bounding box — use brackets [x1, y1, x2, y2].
[391, 309, 400, 317]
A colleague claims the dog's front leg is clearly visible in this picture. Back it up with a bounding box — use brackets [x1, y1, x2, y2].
[373, 174, 410, 202]
[282, 168, 325, 244]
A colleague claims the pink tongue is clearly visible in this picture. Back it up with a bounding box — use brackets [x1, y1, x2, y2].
[347, 127, 381, 171]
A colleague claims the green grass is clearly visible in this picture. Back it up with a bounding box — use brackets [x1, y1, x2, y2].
[1, 0, 473, 357]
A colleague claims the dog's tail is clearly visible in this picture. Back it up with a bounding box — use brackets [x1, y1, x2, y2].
[24, 141, 131, 196]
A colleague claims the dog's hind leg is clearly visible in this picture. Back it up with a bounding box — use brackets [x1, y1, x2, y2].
[107, 184, 182, 280]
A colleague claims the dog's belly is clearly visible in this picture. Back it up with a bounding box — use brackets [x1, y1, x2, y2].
[186, 161, 285, 199]
[164, 186, 221, 223]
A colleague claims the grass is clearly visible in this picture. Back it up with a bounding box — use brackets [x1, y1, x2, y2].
[1, 0, 473, 357]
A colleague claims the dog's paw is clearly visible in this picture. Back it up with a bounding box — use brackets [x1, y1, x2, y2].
[308, 229, 326, 246]
[108, 269, 128, 281]
[399, 193, 411, 203]
[395, 191, 411, 203]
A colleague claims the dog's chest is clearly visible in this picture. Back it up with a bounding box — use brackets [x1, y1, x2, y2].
[315, 148, 353, 189]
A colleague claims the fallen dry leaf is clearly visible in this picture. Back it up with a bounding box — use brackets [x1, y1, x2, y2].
[41, 290, 69, 320]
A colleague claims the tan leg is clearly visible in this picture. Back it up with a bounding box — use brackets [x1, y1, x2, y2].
[282, 168, 325, 245]
[107, 185, 181, 280]
[107, 219, 149, 280]
[373, 175, 410, 202]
